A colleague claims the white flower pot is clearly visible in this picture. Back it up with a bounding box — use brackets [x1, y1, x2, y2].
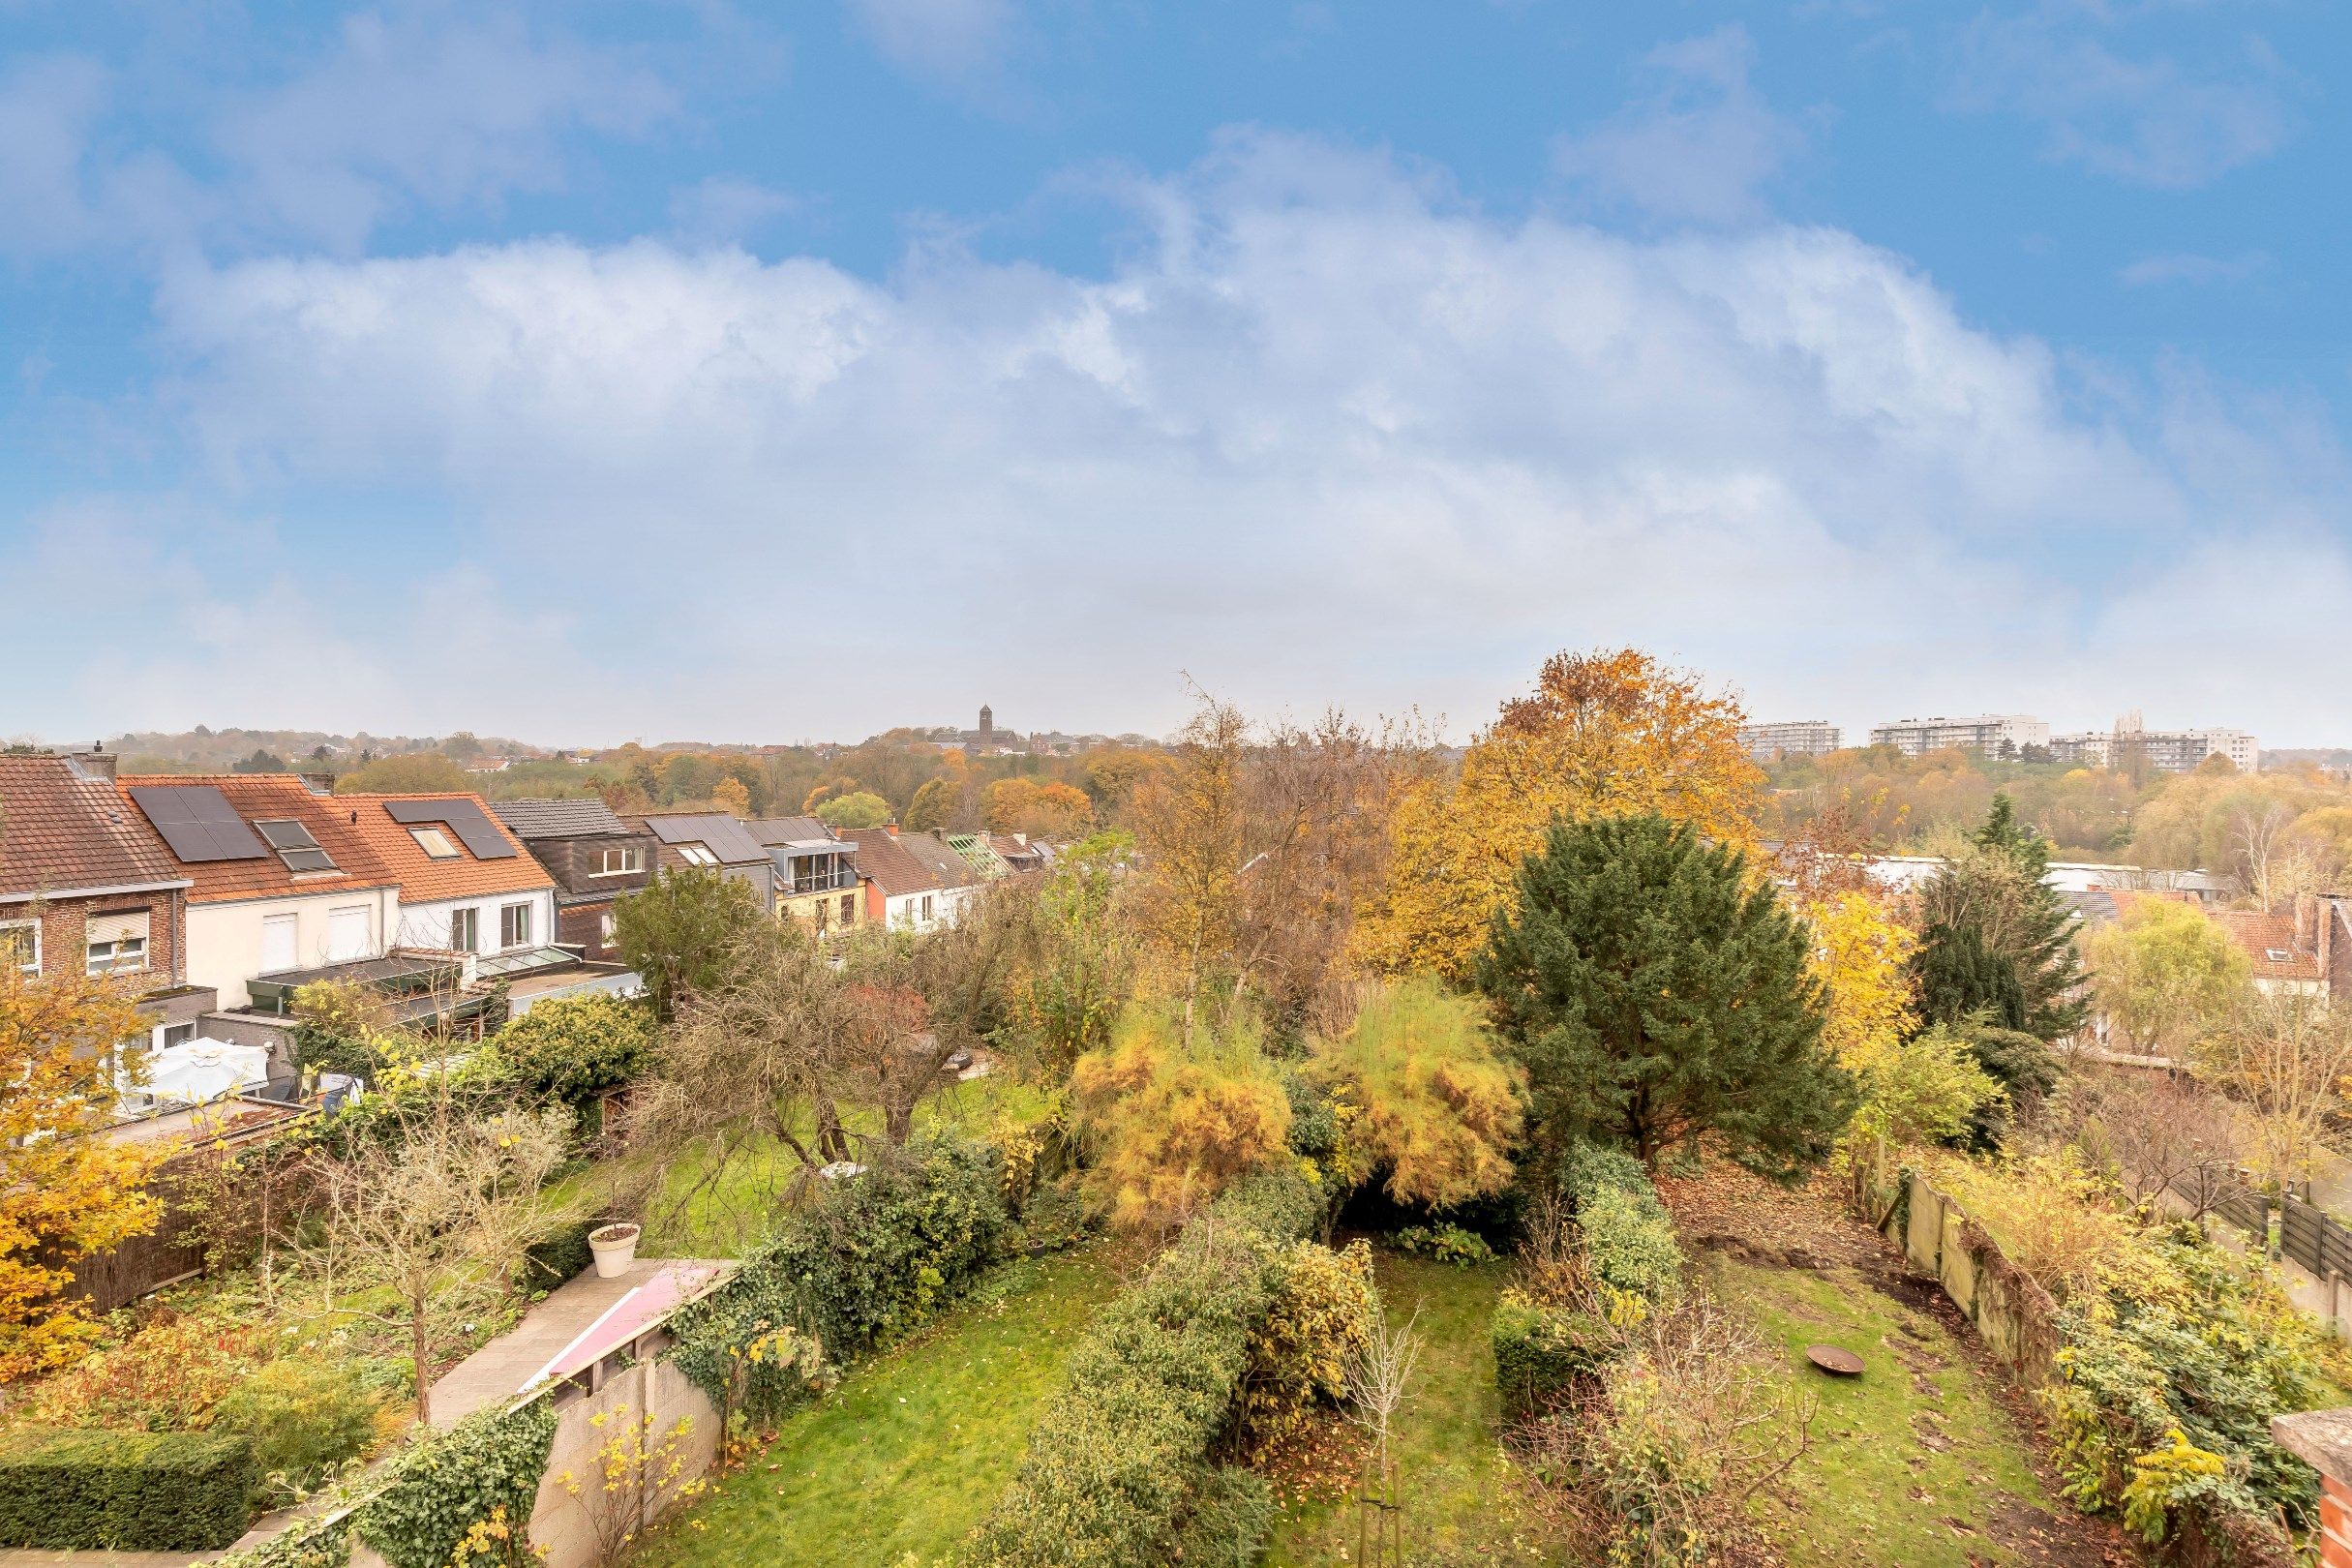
[589, 1222, 641, 1279]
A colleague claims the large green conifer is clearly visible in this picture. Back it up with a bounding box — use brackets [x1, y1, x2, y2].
[1475, 813, 1854, 1181]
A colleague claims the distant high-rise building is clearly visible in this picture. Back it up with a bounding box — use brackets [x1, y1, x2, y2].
[1868, 714, 2050, 758]
[2048, 713, 2258, 774]
[1737, 721, 1843, 761]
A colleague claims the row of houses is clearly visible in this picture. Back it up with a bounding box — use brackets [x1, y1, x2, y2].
[0, 749, 1044, 1107]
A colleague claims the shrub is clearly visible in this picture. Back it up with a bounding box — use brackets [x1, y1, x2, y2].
[0, 1428, 256, 1550]
[1389, 1223, 1496, 1267]
[490, 992, 655, 1108]
[521, 1218, 599, 1291]
[207, 1360, 378, 1500]
[1492, 1288, 1615, 1428]
[1238, 1239, 1375, 1455]
[1012, 1175, 1092, 1254]
[24, 1314, 262, 1432]
[354, 1399, 558, 1568]
[671, 1133, 1009, 1417]
[1560, 1142, 1684, 1313]
[963, 1166, 1323, 1566]
[1520, 1295, 1815, 1568]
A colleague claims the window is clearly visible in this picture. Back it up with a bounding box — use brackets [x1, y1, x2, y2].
[255, 819, 338, 873]
[86, 935, 147, 976]
[262, 913, 298, 973]
[410, 827, 461, 860]
[327, 905, 372, 963]
[838, 893, 857, 926]
[2267, 948, 2293, 963]
[595, 846, 645, 876]
[450, 907, 480, 952]
[0, 920, 37, 975]
[161, 1022, 196, 1049]
[598, 912, 617, 945]
[920, 894, 935, 922]
[500, 902, 532, 949]
[676, 843, 718, 866]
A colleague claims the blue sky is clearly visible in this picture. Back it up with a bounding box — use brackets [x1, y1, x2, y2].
[4, 0, 2348, 746]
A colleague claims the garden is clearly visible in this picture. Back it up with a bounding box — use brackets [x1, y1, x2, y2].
[6, 649, 2352, 1568]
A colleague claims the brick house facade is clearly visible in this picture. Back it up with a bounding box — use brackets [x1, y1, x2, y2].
[489, 799, 660, 962]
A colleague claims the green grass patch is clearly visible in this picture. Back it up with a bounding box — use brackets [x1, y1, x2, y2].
[632, 1241, 1121, 1568]
[1263, 1252, 1548, 1568]
[1707, 1253, 2070, 1568]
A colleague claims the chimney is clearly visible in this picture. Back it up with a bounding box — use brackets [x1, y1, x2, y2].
[69, 748, 118, 781]
[884, 821, 899, 837]
[299, 771, 336, 796]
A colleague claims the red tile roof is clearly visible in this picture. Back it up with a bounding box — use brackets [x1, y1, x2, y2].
[840, 829, 936, 898]
[2211, 909, 2326, 983]
[335, 795, 557, 904]
[118, 774, 398, 905]
[0, 756, 187, 899]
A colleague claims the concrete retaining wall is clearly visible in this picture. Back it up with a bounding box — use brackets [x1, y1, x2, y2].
[1880, 1170, 2060, 1393]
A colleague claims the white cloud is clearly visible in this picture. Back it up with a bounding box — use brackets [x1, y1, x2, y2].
[214, 8, 676, 251]
[1945, 8, 2295, 188]
[845, 0, 1017, 86]
[70, 132, 2349, 743]
[2119, 251, 2270, 287]
[1553, 26, 1807, 225]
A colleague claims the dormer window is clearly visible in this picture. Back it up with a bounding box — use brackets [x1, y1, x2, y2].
[595, 846, 646, 876]
[255, 819, 337, 873]
[411, 827, 461, 859]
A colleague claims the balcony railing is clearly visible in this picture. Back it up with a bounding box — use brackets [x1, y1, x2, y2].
[780, 868, 859, 896]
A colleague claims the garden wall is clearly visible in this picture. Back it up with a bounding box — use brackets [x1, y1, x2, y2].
[1884, 1172, 2061, 1394]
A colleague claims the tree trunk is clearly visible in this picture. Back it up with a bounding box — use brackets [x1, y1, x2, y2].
[410, 1304, 433, 1427]
[816, 1099, 851, 1162]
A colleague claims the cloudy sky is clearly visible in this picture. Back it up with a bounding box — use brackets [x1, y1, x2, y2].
[3, 1, 2347, 747]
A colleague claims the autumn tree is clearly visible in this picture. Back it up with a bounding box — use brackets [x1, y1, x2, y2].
[983, 778, 1096, 840]
[1478, 814, 1853, 1179]
[835, 892, 1028, 1143]
[2084, 897, 2249, 1056]
[1070, 1008, 1293, 1232]
[1307, 977, 1523, 1208]
[2196, 990, 2352, 1189]
[1357, 648, 1764, 981]
[1007, 831, 1138, 1081]
[815, 791, 892, 829]
[309, 1081, 574, 1424]
[1128, 694, 1421, 1040]
[334, 752, 470, 795]
[904, 777, 954, 832]
[0, 966, 162, 1377]
[611, 866, 766, 1022]
[710, 775, 752, 817]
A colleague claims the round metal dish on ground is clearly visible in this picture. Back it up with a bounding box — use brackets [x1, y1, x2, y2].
[1805, 1344, 1865, 1376]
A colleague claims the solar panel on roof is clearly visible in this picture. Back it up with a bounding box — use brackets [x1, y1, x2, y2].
[379, 798, 518, 859]
[127, 786, 269, 863]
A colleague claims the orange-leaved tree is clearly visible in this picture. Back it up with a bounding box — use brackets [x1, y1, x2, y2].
[1355, 648, 1764, 980]
[1070, 1007, 1293, 1233]
[0, 961, 162, 1376]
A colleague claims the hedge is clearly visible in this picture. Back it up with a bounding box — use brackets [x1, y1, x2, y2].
[1558, 1142, 1684, 1311]
[962, 1165, 1325, 1568]
[353, 1400, 558, 1568]
[1493, 1290, 1614, 1428]
[0, 1428, 256, 1551]
[670, 1132, 1010, 1419]
[521, 1217, 598, 1290]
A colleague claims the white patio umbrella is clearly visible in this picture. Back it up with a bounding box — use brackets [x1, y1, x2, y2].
[140, 1040, 271, 1106]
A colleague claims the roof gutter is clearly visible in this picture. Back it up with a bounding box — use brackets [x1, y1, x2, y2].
[0, 879, 194, 905]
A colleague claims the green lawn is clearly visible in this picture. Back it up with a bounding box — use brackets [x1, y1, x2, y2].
[631, 1241, 1121, 1568]
[1263, 1253, 1548, 1568]
[1710, 1253, 2086, 1567]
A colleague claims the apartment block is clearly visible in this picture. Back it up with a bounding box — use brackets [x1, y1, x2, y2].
[1867, 714, 2051, 758]
[1737, 721, 1844, 761]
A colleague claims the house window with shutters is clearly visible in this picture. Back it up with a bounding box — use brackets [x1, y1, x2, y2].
[85, 911, 151, 977]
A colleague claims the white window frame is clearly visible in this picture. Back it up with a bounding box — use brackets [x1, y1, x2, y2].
[1, 919, 40, 975]
[598, 912, 617, 944]
[499, 901, 532, 950]
[86, 934, 148, 978]
[410, 827, 461, 860]
[593, 846, 645, 877]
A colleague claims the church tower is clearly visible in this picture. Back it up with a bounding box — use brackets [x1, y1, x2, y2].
[979, 705, 994, 745]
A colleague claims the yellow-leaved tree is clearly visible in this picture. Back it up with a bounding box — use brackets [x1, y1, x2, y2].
[1355, 648, 1764, 980]
[0, 962, 162, 1376]
[1307, 978, 1523, 1208]
[1804, 890, 1999, 1205]
[1070, 1008, 1293, 1233]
